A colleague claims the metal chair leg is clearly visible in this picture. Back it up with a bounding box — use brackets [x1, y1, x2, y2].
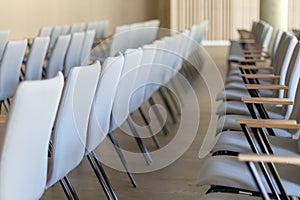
[108, 132, 137, 188]
[164, 85, 181, 115]
[63, 176, 79, 200]
[148, 97, 170, 135]
[158, 88, 177, 124]
[92, 152, 118, 200]
[138, 107, 160, 149]
[3, 100, 9, 113]
[59, 179, 73, 200]
[127, 118, 152, 165]
[87, 153, 113, 200]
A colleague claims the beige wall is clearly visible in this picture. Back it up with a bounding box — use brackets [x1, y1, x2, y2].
[0, 0, 158, 39]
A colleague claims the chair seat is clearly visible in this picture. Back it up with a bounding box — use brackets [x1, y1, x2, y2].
[201, 192, 263, 200]
[216, 113, 285, 133]
[212, 130, 298, 154]
[198, 155, 300, 197]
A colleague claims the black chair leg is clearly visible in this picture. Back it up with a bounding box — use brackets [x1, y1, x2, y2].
[158, 88, 177, 124]
[108, 132, 137, 188]
[138, 107, 160, 149]
[87, 153, 112, 200]
[92, 151, 118, 200]
[164, 86, 181, 115]
[63, 176, 79, 200]
[59, 179, 73, 200]
[148, 97, 170, 135]
[127, 118, 152, 165]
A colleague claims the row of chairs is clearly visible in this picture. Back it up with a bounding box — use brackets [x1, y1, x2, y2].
[91, 19, 160, 62]
[0, 20, 209, 199]
[198, 23, 300, 199]
[0, 29, 96, 114]
[36, 20, 109, 49]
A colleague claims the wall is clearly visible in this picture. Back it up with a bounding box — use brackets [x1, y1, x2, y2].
[0, 0, 158, 39]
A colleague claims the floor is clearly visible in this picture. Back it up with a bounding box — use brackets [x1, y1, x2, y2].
[42, 45, 228, 200]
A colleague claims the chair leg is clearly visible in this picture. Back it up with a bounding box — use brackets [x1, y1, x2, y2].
[92, 151, 118, 200]
[59, 179, 73, 200]
[168, 80, 183, 114]
[138, 107, 160, 149]
[158, 88, 177, 124]
[63, 176, 79, 200]
[148, 97, 170, 135]
[3, 100, 9, 113]
[127, 118, 152, 165]
[108, 132, 137, 188]
[87, 154, 113, 200]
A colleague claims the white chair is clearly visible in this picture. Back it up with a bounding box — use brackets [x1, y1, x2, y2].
[61, 25, 70, 35]
[0, 30, 10, 60]
[86, 53, 125, 198]
[46, 35, 71, 79]
[80, 30, 96, 65]
[70, 23, 86, 34]
[38, 26, 52, 37]
[46, 62, 101, 199]
[0, 73, 64, 200]
[95, 20, 109, 39]
[25, 36, 50, 80]
[64, 32, 85, 77]
[0, 39, 27, 111]
[49, 25, 63, 49]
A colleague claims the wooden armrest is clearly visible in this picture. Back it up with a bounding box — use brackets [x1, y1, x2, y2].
[240, 74, 280, 79]
[237, 119, 300, 129]
[236, 118, 297, 125]
[238, 154, 300, 166]
[0, 116, 7, 124]
[239, 65, 273, 71]
[241, 97, 293, 105]
[244, 84, 288, 90]
[239, 59, 267, 63]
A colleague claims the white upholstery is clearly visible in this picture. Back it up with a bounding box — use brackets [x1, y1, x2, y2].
[80, 30, 96, 65]
[38, 26, 52, 37]
[0, 30, 10, 60]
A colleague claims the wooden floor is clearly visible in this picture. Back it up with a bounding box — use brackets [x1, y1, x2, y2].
[42, 45, 228, 200]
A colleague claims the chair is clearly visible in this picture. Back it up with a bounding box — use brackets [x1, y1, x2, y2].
[49, 25, 63, 49]
[86, 53, 125, 199]
[24, 36, 50, 80]
[46, 62, 101, 199]
[63, 32, 85, 77]
[0, 73, 64, 200]
[0, 30, 10, 60]
[69, 23, 86, 34]
[46, 35, 71, 79]
[80, 30, 96, 65]
[38, 26, 52, 37]
[0, 39, 27, 111]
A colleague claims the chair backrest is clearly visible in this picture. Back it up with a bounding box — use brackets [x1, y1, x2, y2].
[0, 73, 64, 200]
[282, 43, 300, 119]
[38, 26, 52, 37]
[61, 25, 70, 35]
[49, 25, 63, 49]
[70, 23, 86, 34]
[0, 39, 27, 100]
[64, 32, 85, 77]
[110, 25, 131, 56]
[0, 30, 10, 60]
[46, 62, 101, 188]
[271, 29, 284, 60]
[80, 30, 96, 65]
[86, 54, 124, 152]
[129, 44, 157, 113]
[95, 20, 109, 39]
[110, 48, 143, 132]
[47, 35, 71, 78]
[25, 36, 50, 80]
